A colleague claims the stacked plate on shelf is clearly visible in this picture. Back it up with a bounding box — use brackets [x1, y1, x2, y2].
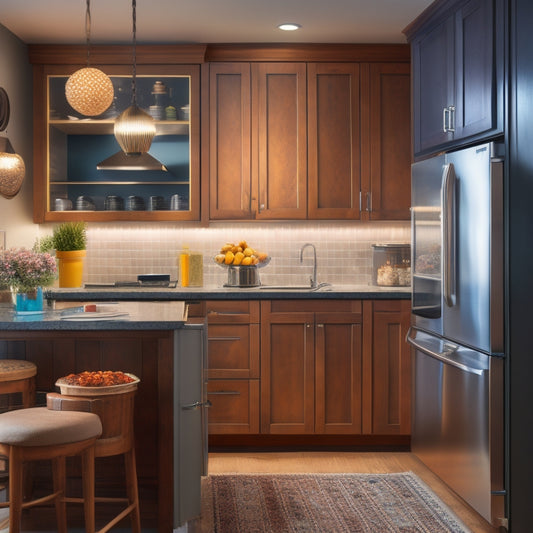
[76, 195, 95, 210]
[104, 195, 124, 210]
[126, 196, 145, 211]
[54, 198, 73, 211]
[149, 195, 167, 211]
[170, 194, 187, 210]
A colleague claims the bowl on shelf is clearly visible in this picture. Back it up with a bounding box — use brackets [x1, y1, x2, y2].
[75, 195, 95, 211]
[104, 195, 124, 211]
[126, 195, 145, 211]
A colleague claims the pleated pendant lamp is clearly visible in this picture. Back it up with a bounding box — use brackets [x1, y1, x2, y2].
[113, 0, 156, 156]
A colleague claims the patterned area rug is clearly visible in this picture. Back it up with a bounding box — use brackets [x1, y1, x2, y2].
[203, 472, 471, 533]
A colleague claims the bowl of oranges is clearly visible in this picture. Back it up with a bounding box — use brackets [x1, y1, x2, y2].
[214, 241, 270, 287]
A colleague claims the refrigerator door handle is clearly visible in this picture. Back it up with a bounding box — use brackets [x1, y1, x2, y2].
[407, 328, 484, 376]
[442, 163, 456, 307]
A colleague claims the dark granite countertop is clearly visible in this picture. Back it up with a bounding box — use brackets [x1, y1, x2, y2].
[0, 301, 188, 331]
[46, 284, 411, 302]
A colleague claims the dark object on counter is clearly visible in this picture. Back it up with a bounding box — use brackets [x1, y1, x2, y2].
[85, 274, 177, 289]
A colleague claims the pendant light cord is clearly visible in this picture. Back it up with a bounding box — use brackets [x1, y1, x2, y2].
[131, 0, 137, 105]
[85, 0, 91, 67]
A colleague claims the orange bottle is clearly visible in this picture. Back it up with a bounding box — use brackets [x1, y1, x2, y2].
[180, 246, 190, 287]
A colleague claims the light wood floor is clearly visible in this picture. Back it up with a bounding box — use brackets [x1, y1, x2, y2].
[206, 451, 499, 533]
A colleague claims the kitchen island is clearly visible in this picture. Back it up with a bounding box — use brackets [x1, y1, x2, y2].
[42, 287, 413, 452]
[0, 301, 204, 532]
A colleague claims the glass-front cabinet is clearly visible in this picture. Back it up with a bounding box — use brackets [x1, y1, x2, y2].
[32, 60, 200, 222]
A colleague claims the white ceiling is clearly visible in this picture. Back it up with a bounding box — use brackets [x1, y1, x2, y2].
[0, 0, 433, 45]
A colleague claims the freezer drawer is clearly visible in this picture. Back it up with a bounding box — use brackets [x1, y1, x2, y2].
[408, 328, 505, 527]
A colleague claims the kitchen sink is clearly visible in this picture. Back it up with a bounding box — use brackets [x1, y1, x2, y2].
[259, 283, 332, 291]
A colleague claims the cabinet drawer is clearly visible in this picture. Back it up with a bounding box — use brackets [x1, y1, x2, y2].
[208, 323, 260, 378]
[207, 379, 260, 434]
[206, 300, 260, 324]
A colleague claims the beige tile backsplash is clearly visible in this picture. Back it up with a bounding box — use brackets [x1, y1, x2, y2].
[85, 221, 410, 287]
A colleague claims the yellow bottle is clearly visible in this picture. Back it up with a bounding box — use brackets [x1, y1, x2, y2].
[180, 246, 190, 287]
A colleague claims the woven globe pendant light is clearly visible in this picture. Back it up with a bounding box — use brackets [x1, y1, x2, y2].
[114, 0, 155, 155]
[65, 0, 113, 117]
[66, 67, 113, 116]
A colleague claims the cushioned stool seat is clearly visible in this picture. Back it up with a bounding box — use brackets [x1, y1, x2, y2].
[0, 359, 37, 409]
[0, 407, 102, 533]
[0, 407, 102, 446]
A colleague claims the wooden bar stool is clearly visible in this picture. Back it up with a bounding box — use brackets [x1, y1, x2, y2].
[47, 389, 141, 533]
[0, 359, 37, 410]
[0, 359, 38, 492]
[0, 406, 102, 533]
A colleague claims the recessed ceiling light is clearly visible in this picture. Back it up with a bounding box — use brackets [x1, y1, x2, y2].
[278, 23, 301, 32]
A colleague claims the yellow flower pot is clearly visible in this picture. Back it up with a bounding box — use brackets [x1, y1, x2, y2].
[56, 250, 86, 288]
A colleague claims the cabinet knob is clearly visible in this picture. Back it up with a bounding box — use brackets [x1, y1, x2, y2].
[317, 323, 324, 328]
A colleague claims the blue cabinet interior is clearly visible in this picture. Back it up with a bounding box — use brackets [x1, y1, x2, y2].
[48, 75, 191, 211]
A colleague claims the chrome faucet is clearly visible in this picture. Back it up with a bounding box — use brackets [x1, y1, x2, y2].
[299, 243, 317, 288]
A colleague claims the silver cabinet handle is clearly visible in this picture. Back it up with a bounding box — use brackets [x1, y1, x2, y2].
[208, 337, 241, 341]
[448, 105, 455, 132]
[182, 400, 212, 410]
[208, 391, 241, 396]
[443, 106, 456, 133]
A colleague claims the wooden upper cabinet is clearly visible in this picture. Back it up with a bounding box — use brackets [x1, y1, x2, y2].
[208, 63, 252, 219]
[206, 46, 411, 221]
[307, 63, 361, 219]
[208, 62, 307, 220]
[254, 63, 308, 219]
[361, 63, 412, 220]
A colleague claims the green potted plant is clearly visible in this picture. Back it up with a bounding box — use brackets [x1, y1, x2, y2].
[52, 222, 87, 288]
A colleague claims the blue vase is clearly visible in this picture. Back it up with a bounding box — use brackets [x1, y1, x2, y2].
[15, 287, 44, 314]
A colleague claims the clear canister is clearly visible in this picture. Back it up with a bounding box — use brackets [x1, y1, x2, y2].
[189, 251, 203, 287]
[372, 243, 411, 286]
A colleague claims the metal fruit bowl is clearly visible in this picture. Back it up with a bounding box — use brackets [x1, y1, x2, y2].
[214, 256, 271, 287]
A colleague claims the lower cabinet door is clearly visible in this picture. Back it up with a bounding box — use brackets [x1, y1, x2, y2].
[207, 379, 260, 434]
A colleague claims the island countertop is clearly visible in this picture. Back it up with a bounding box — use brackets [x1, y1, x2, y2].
[46, 284, 411, 302]
[0, 301, 188, 330]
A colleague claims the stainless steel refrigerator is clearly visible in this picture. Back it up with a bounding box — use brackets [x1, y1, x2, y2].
[407, 141, 507, 528]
